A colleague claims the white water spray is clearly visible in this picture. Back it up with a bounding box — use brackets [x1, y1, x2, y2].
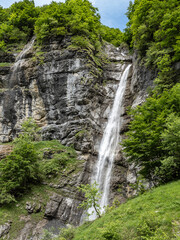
[89, 64, 131, 220]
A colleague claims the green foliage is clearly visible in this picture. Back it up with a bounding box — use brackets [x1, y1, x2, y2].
[77, 182, 102, 218]
[41, 229, 57, 240]
[19, 117, 41, 141]
[60, 227, 75, 240]
[0, 139, 80, 236]
[0, 0, 126, 83]
[125, 0, 180, 88]
[0, 62, 12, 67]
[34, 0, 100, 44]
[100, 25, 124, 47]
[42, 152, 71, 177]
[34, 0, 112, 82]
[0, 138, 40, 204]
[0, 184, 51, 239]
[155, 114, 180, 183]
[0, 0, 39, 47]
[0, 40, 6, 51]
[34, 140, 78, 179]
[0, 118, 41, 204]
[73, 181, 180, 240]
[123, 83, 180, 183]
[41, 227, 75, 240]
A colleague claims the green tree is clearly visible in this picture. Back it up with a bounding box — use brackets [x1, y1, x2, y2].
[125, 0, 180, 89]
[77, 182, 102, 218]
[123, 83, 180, 183]
[0, 139, 40, 204]
[35, 0, 101, 45]
[0, 0, 39, 48]
[9, 0, 39, 39]
[100, 25, 124, 47]
[155, 114, 180, 183]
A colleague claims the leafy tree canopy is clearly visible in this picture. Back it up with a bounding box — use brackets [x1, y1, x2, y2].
[0, 0, 39, 46]
[125, 0, 180, 88]
[100, 25, 124, 47]
[0, 0, 124, 52]
[123, 83, 180, 183]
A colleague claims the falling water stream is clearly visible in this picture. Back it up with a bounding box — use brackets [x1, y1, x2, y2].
[89, 64, 131, 220]
[9, 37, 35, 86]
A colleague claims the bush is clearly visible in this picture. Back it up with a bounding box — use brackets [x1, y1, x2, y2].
[125, 0, 180, 88]
[0, 119, 41, 204]
[60, 227, 75, 240]
[17, 117, 41, 141]
[0, 138, 40, 204]
[42, 153, 68, 177]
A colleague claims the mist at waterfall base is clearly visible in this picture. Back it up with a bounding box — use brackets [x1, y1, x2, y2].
[88, 64, 132, 221]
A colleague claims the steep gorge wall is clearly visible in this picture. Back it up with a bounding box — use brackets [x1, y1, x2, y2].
[0, 38, 156, 234]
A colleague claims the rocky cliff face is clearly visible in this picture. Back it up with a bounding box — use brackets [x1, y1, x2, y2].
[0, 38, 156, 238]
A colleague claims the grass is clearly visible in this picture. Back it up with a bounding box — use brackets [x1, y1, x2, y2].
[34, 140, 80, 180]
[72, 181, 180, 240]
[0, 62, 12, 67]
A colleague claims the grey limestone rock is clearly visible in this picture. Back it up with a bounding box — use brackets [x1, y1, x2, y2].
[0, 221, 11, 238]
[45, 193, 63, 218]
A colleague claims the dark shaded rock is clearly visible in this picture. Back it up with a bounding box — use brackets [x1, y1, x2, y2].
[0, 52, 15, 63]
[45, 193, 63, 218]
[45, 193, 83, 226]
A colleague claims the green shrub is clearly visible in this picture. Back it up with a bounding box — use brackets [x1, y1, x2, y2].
[0, 138, 40, 204]
[19, 117, 41, 141]
[77, 182, 102, 218]
[42, 153, 68, 177]
[60, 227, 75, 240]
[0, 118, 41, 204]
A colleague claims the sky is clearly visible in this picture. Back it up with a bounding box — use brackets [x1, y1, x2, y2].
[0, 0, 132, 31]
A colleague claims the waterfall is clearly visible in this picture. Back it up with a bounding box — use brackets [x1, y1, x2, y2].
[89, 64, 131, 220]
[9, 37, 35, 86]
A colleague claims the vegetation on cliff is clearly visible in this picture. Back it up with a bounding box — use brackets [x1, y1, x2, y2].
[123, 83, 180, 184]
[122, 0, 180, 185]
[0, 0, 179, 238]
[125, 0, 180, 88]
[0, 0, 125, 83]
